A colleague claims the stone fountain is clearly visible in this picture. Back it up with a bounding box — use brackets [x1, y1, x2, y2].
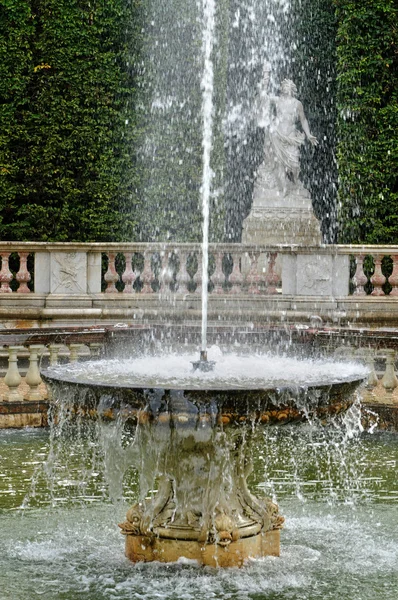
[42, 353, 366, 567]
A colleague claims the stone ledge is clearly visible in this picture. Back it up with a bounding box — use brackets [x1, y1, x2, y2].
[362, 402, 398, 432]
[0, 401, 50, 428]
[1, 295, 398, 329]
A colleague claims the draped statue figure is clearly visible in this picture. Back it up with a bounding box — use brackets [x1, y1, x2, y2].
[253, 66, 317, 198]
[242, 64, 322, 247]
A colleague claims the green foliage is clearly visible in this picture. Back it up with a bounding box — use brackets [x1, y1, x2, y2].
[334, 0, 398, 243]
[291, 0, 339, 242]
[1, 1, 396, 245]
[0, 0, 142, 242]
[0, 1, 33, 233]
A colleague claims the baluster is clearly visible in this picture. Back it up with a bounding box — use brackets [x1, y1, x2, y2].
[160, 250, 172, 293]
[265, 252, 279, 295]
[194, 252, 202, 295]
[4, 346, 24, 401]
[356, 349, 378, 389]
[122, 252, 136, 293]
[68, 344, 81, 363]
[176, 251, 190, 294]
[0, 253, 13, 293]
[104, 252, 119, 293]
[352, 255, 367, 295]
[141, 251, 154, 294]
[212, 252, 224, 294]
[247, 251, 261, 295]
[381, 349, 398, 393]
[16, 252, 31, 293]
[388, 255, 398, 296]
[49, 344, 63, 366]
[25, 345, 44, 401]
[229, 252, 243, 294]
[366, 354, 379, 388]
[370, 254, 386, 296]
[89, 343, 103, 358]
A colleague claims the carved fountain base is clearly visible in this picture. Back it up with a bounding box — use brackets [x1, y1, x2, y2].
[42, 361, 364, 568]
[118, 398, 284, 567]
[124, 530, 280, 568]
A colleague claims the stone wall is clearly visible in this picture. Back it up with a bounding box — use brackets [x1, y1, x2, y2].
[1, 242, 398, 328]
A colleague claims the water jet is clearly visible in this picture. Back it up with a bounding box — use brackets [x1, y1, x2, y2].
[191, 350, 216, 372]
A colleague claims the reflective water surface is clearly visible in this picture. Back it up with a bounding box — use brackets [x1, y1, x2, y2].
[0, 426, 397, 600]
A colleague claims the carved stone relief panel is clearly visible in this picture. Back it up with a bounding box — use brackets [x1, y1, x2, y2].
[50, 252, 87, 295]
[296, 255, 333, 296]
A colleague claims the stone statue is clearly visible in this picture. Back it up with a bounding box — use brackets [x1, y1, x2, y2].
[242, 64, 322, 247]
[269, 79, 318, 193]
[255, 70, 318, 197]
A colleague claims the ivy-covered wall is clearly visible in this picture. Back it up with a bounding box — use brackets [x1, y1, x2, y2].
[335, 0, 398, 243]
[0, 0, 142, 242]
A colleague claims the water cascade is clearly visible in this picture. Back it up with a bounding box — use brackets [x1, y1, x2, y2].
[42, 353, 367, 566]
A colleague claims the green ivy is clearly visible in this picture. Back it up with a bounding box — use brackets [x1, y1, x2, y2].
[0, 0, 143, 242]
[334, 0, 398, 243]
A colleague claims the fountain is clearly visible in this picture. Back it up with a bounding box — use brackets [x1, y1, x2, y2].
[42, 352, 367, 567]
[1, 2, 397, 597]
[39, 0, 370, 569]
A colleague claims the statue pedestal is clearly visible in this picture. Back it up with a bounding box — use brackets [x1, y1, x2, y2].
[242, 188, 321, 247]
[241, 177, 322, 281]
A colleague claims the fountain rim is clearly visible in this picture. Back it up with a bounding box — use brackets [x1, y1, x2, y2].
[41, 368, 366, 394]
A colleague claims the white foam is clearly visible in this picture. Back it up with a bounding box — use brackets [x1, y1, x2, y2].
[48, 350, 368, 390]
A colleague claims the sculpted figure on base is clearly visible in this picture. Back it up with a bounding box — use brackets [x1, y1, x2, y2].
[255, 65, 318, 197]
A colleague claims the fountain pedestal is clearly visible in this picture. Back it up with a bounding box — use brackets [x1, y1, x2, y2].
[124, 530, 280, 568]
[118, 398, 284, 567]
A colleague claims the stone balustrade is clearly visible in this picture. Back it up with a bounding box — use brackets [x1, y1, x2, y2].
[0, 342, 104, 427]
[348, 248, 398, 296]
[1, 242, 398, 327]
[333, 344, 398, 431]
[2, 241, 398, 295]
[333, 346, 398, 393]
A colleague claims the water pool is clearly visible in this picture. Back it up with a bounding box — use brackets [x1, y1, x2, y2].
[0, 427, 397, 600]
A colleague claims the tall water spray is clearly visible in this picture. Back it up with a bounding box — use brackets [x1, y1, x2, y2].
[200, 0, 216, 358]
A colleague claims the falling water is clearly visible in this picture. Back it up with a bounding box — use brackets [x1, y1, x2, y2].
[4, 397, 397, 599]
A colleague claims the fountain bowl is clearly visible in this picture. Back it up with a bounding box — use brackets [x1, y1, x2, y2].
[42, 353, 367, 426]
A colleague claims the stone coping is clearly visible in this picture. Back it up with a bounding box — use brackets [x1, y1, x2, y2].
[2, 241, 398, 255]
